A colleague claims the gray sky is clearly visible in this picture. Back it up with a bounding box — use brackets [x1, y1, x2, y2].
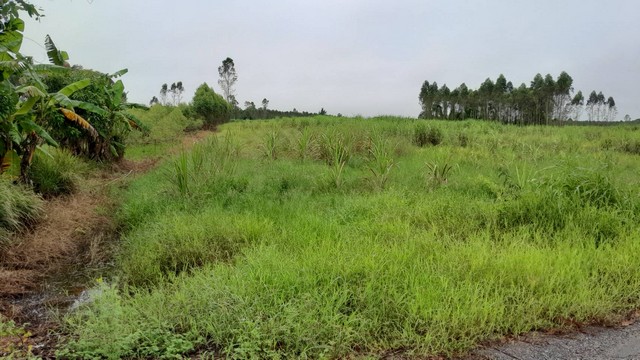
[22, 0, 640, 119]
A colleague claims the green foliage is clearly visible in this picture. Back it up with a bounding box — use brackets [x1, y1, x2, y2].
[191, 83, 231, 128]
[0, 316, 40, 359]
[60, 117, 640, 359]
[320, 133, 351, 188]
[124, 106, 201, 161]
[619, 139, 640, 155]
[296, 127, 314, 161]
[419, 72, 616, 123]
[413, 123, 443, 147]
[29, 147, 88, 197]
[262, 131, 279, 160]
[0, 177, 43, 249]
[425, 161, 453, 188]
[56, 281, 199, 359]
[366, 134, 395, 189]
[164, 135, 238, 198]
[41, 68, 145, 161]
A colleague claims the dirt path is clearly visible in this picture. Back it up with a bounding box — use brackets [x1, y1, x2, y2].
[0, 130, 213, 358]
[472, 317, 640, 360]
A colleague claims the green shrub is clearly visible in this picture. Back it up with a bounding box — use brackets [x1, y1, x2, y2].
[413, 123, 443, 147]
[30, 148, 88, 197]
[0, 179, 43, 249]
[192, 83, 231, 128]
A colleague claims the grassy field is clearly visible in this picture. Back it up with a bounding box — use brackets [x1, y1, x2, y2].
[59, 116, 640, 359]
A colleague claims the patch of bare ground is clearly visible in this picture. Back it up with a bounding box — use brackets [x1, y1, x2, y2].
[0, 130, 212, 358]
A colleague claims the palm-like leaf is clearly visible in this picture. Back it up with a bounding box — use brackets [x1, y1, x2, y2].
[109, 68, 128, 78]
[60, 108, 98, 138]
[44, 34, 69, 66]
[0, 18, 25, 53]
[32, 63, 69, 73]
[16, 85, 46, 98]
[123, 111, 150, 134]
[14, 96, 37, 116]
[70, 100, 107, 116]
[58, 79, 91, 97]
[112, 80, 125, 107]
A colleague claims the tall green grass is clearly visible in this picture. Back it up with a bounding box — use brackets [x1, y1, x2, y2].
[60, 117, 640, 359]
[30, 147, 90, 197]
[0, 178, 43, 251]
[126, 105, 202, 160]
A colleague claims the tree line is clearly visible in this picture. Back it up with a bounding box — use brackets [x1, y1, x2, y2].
[150, 57, 322, 121]
[419, 72, 618, 124]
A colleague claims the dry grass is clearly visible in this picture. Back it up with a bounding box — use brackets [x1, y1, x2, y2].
[0, 186, 113, 295]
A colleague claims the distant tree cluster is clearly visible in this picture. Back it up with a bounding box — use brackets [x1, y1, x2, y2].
[151, 82, 184, 106]
[149, 57, 323, 123]
[234, 99, 319, 120]
[419, 72, 617, 124]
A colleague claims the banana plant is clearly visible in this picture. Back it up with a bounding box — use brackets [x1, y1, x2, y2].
[0, 13, 102, 180]
[10, 78, 104, 181]
[100, 68, 149, 158]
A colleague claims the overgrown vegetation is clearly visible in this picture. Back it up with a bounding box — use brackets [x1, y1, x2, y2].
[29, 147, 89, 197]
[0, 178, 43, 250]
[58, 117, 640, 359]
[191, 83, 231, 128]
[1, 1, 145, 183]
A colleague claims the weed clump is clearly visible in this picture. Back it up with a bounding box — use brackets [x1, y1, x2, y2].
[0, 179, 43, 249]
[413, 123, 442, 147]
[619, 139, 640, 155]
[457, 132, 470, 147]
[30, 148, 88, 197]
[366, 135, 395, 189]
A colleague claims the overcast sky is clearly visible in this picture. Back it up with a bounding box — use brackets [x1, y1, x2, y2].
[21, 0, 640, 119]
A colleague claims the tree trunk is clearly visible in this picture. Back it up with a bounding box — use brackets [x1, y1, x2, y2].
[19, 133, 38, 184]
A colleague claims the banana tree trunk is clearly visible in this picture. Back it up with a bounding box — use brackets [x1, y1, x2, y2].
[19, 132, 38, 184]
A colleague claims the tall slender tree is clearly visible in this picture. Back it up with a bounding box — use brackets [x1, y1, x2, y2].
[218, 57, 238, 103]
[159, 83, 168, 105]
[570, 91, 584, 121]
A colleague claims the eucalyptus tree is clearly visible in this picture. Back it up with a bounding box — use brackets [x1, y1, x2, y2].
[218, 57, 237, 103]
[169, 81, 184, 105]
[159, 83, 168, 105]
[586, 91, 599, 121]
[570, 90, 584, 121]
[554, 71, 573, 121]
[596, 92, 606, 121]
[605, 97, 617, 122]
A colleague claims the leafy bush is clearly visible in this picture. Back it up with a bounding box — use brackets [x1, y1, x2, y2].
[0, 179, 43, 249]
[413, 123, 443, 147]
[191, 83, 231, 128]
[29, 148, 88, 197]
